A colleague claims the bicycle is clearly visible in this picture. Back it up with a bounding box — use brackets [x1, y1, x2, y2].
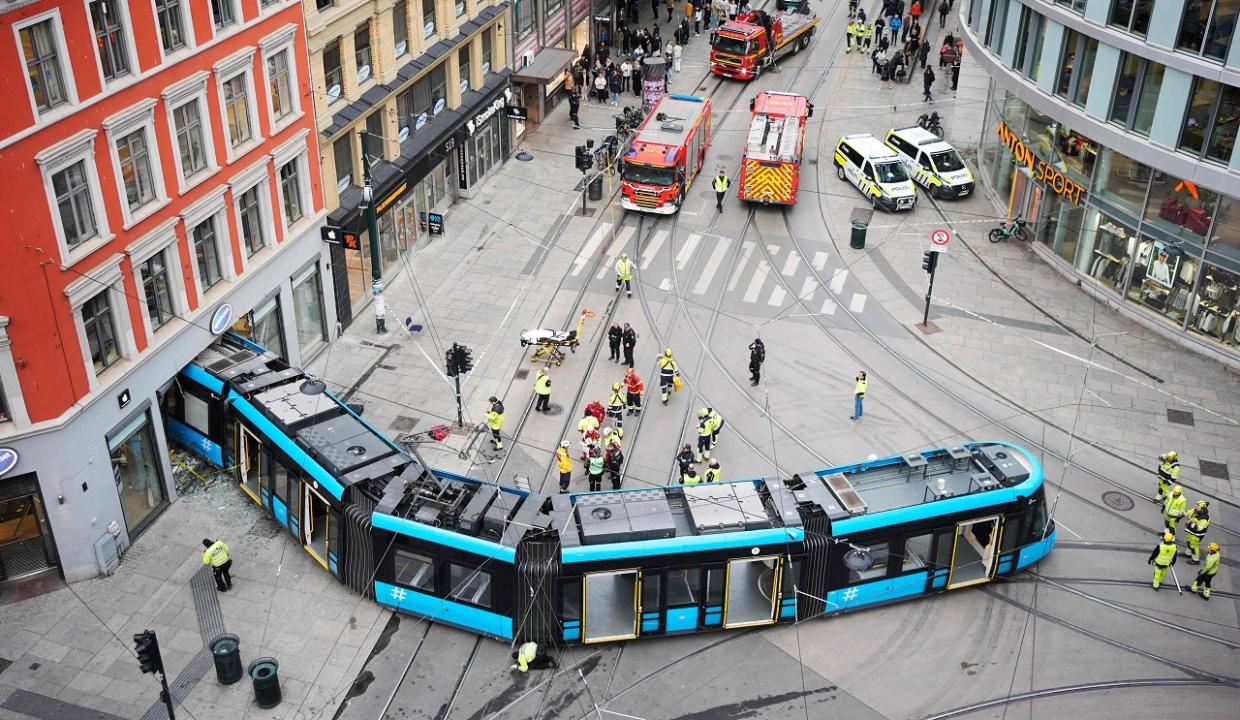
[989, 217, 1030, 243]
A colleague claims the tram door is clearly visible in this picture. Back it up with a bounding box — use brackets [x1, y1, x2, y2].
[581, 569, 641, 643]
[303, 484, 330, 569]
[947, 516, 1002, 589]
[723, 556, 782, 628]
[236, 427, 263, 505]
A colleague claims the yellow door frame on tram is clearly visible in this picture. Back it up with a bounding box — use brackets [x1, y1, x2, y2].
[946, 516, 1003, 590]
[235, 426, 262, 505]
[302, 483, 330, 569]
[581, 568, 642, 643]
[722, 555, 783, 629]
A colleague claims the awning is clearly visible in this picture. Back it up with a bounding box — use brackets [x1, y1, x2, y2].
[510, 48, 577, 84]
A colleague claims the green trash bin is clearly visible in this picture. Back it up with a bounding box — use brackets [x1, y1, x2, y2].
[248, 657, 281, 709]
[210, 634, 242, 685]
[588, 174, 604, 201]
[850, 220, 868, 249]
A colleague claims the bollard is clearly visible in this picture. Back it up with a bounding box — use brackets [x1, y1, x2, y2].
[248, 657, 281, 709]
[209, 634, 242, 685]
[850, 220, 868, 249]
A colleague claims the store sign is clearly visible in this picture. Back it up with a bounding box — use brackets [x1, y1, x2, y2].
[466, 88, 515, 136]
[428, 213, 444, 235]
[504, 105, 528, 120]
[210, 304, 233, 335]
[376, 181, 409, 215]
[458, 143, 468, 189]
[0, 447, 17, 478]
[996, 121, 1085, 206]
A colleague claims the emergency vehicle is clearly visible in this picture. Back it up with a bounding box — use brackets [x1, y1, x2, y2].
[834, 134, 917, 211]
[884, 126, 975, 199]
[620, 94, 712, 214]
[738, 92, 813, 205]
[709, 5, 819, 80]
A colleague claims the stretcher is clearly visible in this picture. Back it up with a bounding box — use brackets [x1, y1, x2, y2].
[520, 310, 593, 366]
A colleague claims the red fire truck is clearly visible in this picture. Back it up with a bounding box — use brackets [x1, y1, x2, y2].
[620, 94, 713, 214]
[738, 91, 812, 205]
[709, 5, 819, 80]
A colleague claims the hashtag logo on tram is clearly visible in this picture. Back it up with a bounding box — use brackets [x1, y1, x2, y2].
[390, 587, 408, 602]
[842, 587, 860, 602]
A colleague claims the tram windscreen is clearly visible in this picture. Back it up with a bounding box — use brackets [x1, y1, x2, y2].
[624, 162, 676, 186]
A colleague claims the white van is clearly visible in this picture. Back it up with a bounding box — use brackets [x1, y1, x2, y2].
[833, 134, 917, 211]
[884, 126, 974, 199]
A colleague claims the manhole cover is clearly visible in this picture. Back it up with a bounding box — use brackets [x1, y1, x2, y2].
[514, 369, 530, 380]
[1102, 491, 1135, 511]
[544, 403, 564, 416]
[1166, 409, 1195, 426]
[1200, 460, 1229, 481]
[391, 415, 419, 432]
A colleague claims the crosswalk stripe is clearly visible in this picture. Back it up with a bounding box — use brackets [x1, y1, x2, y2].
[743, 261, 770, 303]
[767, 286, 786, 306]
[812, 251, 829, 271]
[571, 222, 610, 277]
[780, 251, 802, 276]
[849, 293, 867, 313]
[766, 244, 780, 256]
[640, 230, 667, 270]
[828, 269, 848, 294]
[659, 277, 671, 291]
[675, 233, 702, 270]
[727, 242, 756, 291]
[820, 298, 837, 315]
[693, 238, 732, 295]
[799, 277, 816, 304]
[596, 225, 636, 279]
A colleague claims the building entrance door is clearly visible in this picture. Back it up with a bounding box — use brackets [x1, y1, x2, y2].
[0, 477, 58, 582]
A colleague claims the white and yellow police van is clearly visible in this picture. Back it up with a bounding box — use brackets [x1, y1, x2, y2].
[833, 134, 917, 211]
[884, 126, 975, 199]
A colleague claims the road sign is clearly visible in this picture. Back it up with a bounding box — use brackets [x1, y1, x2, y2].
[929, 228, 951, 253]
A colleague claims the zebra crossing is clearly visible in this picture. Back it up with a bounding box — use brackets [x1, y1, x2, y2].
[567, 221, 869, 317]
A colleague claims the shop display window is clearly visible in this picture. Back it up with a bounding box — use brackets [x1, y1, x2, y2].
[109, 412, 168, 535]
[1125, 236, 1199, 326]
[1208, 194, 1240, 265]
[1090, 149, 1149, 215]
[1076, 209, 1136, 293]
[1037, 193, 1086, 264]
[1144, 176, 1219, 244]
[1188, 263, 1240, 348]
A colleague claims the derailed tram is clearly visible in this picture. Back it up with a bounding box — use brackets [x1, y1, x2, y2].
[168, 335, 1055, 645]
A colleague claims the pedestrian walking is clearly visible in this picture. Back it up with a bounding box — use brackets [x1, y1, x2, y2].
[673, 41, 683, 73]
[748, 338, 765, 385]
[666, 0, 674, 22]
[556, 442, 573, 492]
[713, 170, 731, 212]
[608, 71, 622, 104]
[1148, 532, 1178, 590]
[704, 458, 721, 483]
[657, 348, 681, 404]
[622, 322, 638, 367]
[608, 322, 623, 362]
[605, 442, 624, 489]
[950, 58, 960, 90]
[703, 1, 712, 28]
[533, 368, 552, 412]
[938, 0, 948, 27]
[486, 397, 506, 449]
[910, 0, 921, 22]
[1191, 543, 1221, 600]
[587, 446, 606, 491]
[900, 14, 911, 41]
[922, 65, 935, 101]
[918, 39, 930, 68]
[850, 370, 868, 420]
[621, 58, 633, 92]
[695, 408, 713, 462]
[652, 0, 660, 20]
[568, 89, 581, 128]
[624, 368, 644, 414]
[1184, 501, 1209, 563]
[202, 538, 233, 592]
[606, 382, 626, 435]
[694, 6, 703, 34]
[1163, 485, 1188, 532]
[1154, 450, 1181, 502]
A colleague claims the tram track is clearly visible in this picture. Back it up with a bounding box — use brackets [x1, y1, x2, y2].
[1006, 573, 1240, 601]
[916, 678, 1238, 720]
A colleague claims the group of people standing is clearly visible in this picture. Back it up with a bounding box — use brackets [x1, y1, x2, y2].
[1147, 451, 1222, 599]
[850, 1, 961, 100]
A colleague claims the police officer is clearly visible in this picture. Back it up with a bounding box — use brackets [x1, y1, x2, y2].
[607, 382, 626, 435]
[624, 368, 644, 414]
[1163, 485, 1188, 533]
[713, 171, 731, 212]
[533, 369, 551, 412]
[1184, 501, 1209, 564]
[511, 641, 556, 671]
[682, 463, 702, 485]
[486, 397, 505, 449]
[615, 252, 635, 297]
[850, 370, 868, 420]
[606, 441, 625, 489]
[675, 443, 694, 479]
[608, 322, 623, 363]
[657, 348, 680, 404]
[1148, 532, 1178, 590]
[622, 323, 638, 368]
[748, 338, 765, 386]
[568, 87, 581, 129]
[863, 20, 874, 51]
[556, 442, 573, 492]
[695, 408, 713, 462]
[587, 446, 606, 491]
[704, 459, 722, 483]
[202, 538, 233, 592]
[707, 407, 723, 445]
[1154, 450, 1180, 502]
[1191, 543, 1221, 600]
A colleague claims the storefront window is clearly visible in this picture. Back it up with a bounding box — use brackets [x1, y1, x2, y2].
[292, 264, 326, 354]
[1037, 192, 1086, 264]
[346, 235, 369, 307]
[1187, 261, 1240, 348]
[1025, 107, 1062, 167]
[109, 412, 168, 535]
[1076, 209, 1137, 293]
[1144, 177, 1219, 244]
[1090, 148, 1150, 215]
[1208, 193, 1240, 266]
[1127, 237, 1201, 326]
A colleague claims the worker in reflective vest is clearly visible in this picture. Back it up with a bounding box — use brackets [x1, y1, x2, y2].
[607, 383, 626, 435]
[511, 642, 556, 671]
[1184, 501, 1210, 563]
[587, 446, 606, 491]
[682, 464, 702, 485]
[1162, 486, 1188, 533]
[615, 253, 635, 297]
[851, 371, 868, 420]
[556, 442, 573, 492]
[485, 397, 505, 449]
[695, 409, 713, 462]
[1191, 543, 1221, 600]
[1148, 532, 1177, 590]
[1154, 451, 1180, 502]
[202, 538, 233, 592]
[657, 349, 680, 404]
[704, 459, 721, 483]
[713, 172, 731, 212]
[533, 369, 551, 413]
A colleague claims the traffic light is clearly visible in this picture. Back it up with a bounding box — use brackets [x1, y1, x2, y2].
[921, 250, 939, 274]
[445, 346, 459, 377]
[134, 630, 163, 675]
[453, 344, 474, 374]
[574, 145, 593, 171]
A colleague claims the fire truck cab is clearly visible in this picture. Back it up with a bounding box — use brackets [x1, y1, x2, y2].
[738, 91, 812, 205]
[710, 2, 818, 80]
[621, 94, 713, 215]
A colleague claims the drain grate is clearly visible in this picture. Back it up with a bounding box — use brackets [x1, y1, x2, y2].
[1166, 409, 1195, 426]
[1102, 491, 1135, 511]
[543, 403, 564, 416]
[390, 415, 420, 432]
[514, 369, 530, 380]
[1199, 460, 1229, 481]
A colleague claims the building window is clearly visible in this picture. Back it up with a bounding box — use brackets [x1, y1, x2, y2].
[1179, 0, 1240, 59]
[1109, 54, 1165, 137]
[984, 0, 1008, 49]
[19, 19, 68, 112]
[154, 0, 187, 53]
[0, 384, 9, 422]
[355, 22, 372, 82]
[546, 0, 564, 19]
[279, 159, 304, 224]
[237, 185, 266, 256]
[140, 254, 174, 330]
[1180, 79, 1240, 164]
[235, 295, 285, 359]
[323, 39, 343, 102]
[1110, 52, 1140, 125]
[365, 111, 385, 152]
[317, 0, 334, 9]
[334, 136, 354, 193]
[456, 0, 466, 17]
[458, 46, 471, 93]
[108, 412, 169, 536]
[1070, 38, 1098, 107]
[397, 63, 447, 139]
[1181, 77, 1220, 157]
[1055, 29, 1080, 99]
[1204, 2, 1240, 59]
[1132, 61, 1164, 136]
[292, 263, 327, 351]
[515, 0, 536, 41]
[82, 293, 119, 373]
[423, 0, 436, 37]
[394, 1, 409, 57]
[1207, 85, 1240, 164]
[210, 0, 236, 31]
[53, 161, 98, 250]
[193, 218, 223, 290]
[267, 49, 294, 122]
[116, 129, 157, 212]
[90, 0, 131, 81]
[1109, 0, 1153, 36]
[482, 28, 493, 73]
[223, 74, 253, 147]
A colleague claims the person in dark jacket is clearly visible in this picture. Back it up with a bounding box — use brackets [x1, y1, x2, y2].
[621, 323, 638, 368]
[675, 444, 694, 479]
[568, 89, 581, 128]
[918, 38, 930, 68]
[922, 65, 935, 102]
[950, 58, 961, 90]
[608, 322, 623, 362]
[748, 338, 765, 386]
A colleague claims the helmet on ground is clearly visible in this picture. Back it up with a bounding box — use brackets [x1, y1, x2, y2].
[1172, 486, 1183, 495]
[1208, 542, 1220, 552]
[1163, 532, 1175, 542]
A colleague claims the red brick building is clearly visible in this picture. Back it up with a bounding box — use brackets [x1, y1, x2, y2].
[0, 0, 336, 584]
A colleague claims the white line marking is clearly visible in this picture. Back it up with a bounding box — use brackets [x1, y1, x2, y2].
[570, 222, 610, 276]
[681, 210, 699, 216]
[820, 298, 837, 315]
[595, 225, 636, 279]
[799, 277, 816, 303]
[828, 269, 848, 294]
[659, 277, 671, 291]
[812, 251, 829, 271]
[640, 230, 667, 270]
[743, 261, 770, 303]
[1083, 388, 1113, 408]
[780, 251, 802, 276]
[848, 293, 867, 313]
[766, 244, 781, 256]
[1052, 519, 1083, 539]
[727, 242, 756, 291]
[693, 238, 732, 295]
[767, 286, 787, 306]
[675, 233, 702, 270]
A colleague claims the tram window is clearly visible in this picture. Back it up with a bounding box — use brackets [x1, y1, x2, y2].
[448, 563, 492, 608]
[705, 568, 725, 605]
[183, 391, 211, 435]
[932, 528, 955, 567]
[848, 542, 890, 583]
[1001, 515, 1023, 553]
[1028, 491, 1049, 541]
[641, 573, 661, 611]
[562, 580, 582, 621]
[902, 533, 932, 571]
[666, 568, 700, 606]
[393, 549, 436, 592]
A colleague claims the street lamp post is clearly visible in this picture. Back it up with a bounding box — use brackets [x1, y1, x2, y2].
[361, 131, 386, 334]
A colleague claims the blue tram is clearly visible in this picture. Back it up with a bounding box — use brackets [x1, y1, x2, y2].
[169, 336, 1055, 644]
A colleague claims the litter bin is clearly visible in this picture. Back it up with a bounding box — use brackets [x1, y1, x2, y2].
[248, 657, 281, 709]
[210, 634, 242, 685]
[850, 220, 868, 249]
[588, 174, 604, 201]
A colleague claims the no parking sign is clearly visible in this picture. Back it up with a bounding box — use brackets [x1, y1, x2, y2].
[929, 228, 951, 253]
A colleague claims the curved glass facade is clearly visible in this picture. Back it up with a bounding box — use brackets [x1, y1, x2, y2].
[966, 0, 1240, 361]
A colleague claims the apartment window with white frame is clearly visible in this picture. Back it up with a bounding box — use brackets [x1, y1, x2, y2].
[116, 129, 157, 213]
[394, 1, 409, 57]
[237, 185, 266, 256]
[104, 100, 166, 228]
[279, 159, 304, 224]
[154, 0, 188, 54]
[52, 161, 99, 250]
[210, 0, 236, 31]
[223, 75, 252, 146]
[18, 16, 70, 113]
[260, 26, 301, 133]
[267, 49, 294, 122]
[36, 130, 112, 265]
[89, 0, 131, 82]
[164, 72, 218, 193]
[215, 49, 259, 161]
[139, 253, 175, 330]
[173, 101, 207, 179]
[192, 217, 224, 290]
[82, 292, 120, 373]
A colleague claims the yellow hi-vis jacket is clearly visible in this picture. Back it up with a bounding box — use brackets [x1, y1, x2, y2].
[556, 448, 573, 473]
[1163, 494, 1188, 522]
[713, 175, 730, 192]
[486, 402, 505, 430]
[534, 372, 551, 396]
[203, 541, 231, 567]
[615, 256, 635, 281]
[1201, 550, 1220, 576]
[855, 378, 868, 398]
[1150, 541, 1177, 567]
[516, 642, 538, 672]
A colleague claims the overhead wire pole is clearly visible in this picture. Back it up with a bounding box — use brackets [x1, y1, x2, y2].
[361, 131, 387, 334]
